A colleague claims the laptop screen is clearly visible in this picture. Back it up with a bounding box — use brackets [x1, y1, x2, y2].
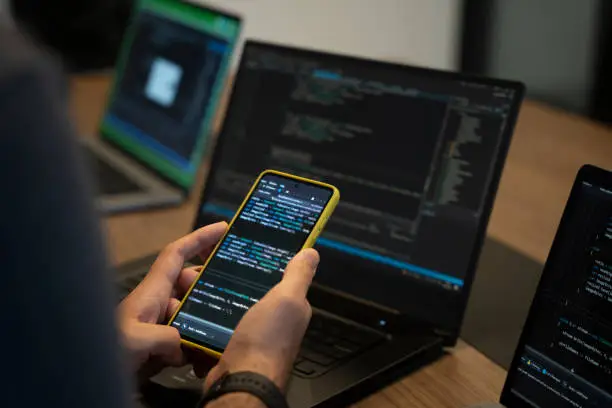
[100, 0, 240, 189]
[195, 41, 524, 334]
[501, 165, 612, 407]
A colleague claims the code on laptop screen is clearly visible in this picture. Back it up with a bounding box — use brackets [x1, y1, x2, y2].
[195, 41, 523, 330]
[502, 173, 612, 407]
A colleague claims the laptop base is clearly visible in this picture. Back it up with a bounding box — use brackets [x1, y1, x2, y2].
[83, 138, 183, 214]
[138, 334, 442, 408]
[115, 255, 444, 408]
[285, 334, 442, 408]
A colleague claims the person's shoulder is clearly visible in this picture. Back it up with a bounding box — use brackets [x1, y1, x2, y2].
[0, 26, 62, 85]
[0, 25, 66, 104]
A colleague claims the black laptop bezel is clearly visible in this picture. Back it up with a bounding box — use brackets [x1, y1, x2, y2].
[499, 165, 611, 407]
[99, 0, 242, 195]
[192, 40, 525, 345]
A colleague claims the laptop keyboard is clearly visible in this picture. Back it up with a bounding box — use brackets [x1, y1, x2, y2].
[294, 313, 384, 378]
[116, 266, 384, 379]
[86, 149, 143, 195]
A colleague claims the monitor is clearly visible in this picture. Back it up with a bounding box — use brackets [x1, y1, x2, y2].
[100, 0, 241, 189]
[501, 165, 612, 407]
[194, 41, 524, 338]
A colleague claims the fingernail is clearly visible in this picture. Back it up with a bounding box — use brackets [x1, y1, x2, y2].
[299, 248, 320, 268]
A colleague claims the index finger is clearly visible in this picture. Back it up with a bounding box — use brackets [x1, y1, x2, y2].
[146, 222, 227, 294]
[176, 266, 202, 297]
[170, 222, 228, 260]
[280, 248, 320, 297]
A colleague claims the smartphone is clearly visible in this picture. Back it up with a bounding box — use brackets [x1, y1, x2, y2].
[168, 170, 340, 358]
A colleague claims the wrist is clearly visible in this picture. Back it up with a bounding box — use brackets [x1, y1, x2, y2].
[203, 393, 266, 408]
[201, 371, 289, 408]
[207, 358, 289, 391]
[226, 357, 289, 390]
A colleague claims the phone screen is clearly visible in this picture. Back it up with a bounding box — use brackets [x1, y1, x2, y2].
[171, 173, 334, 351]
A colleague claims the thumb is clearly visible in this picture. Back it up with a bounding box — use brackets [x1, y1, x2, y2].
[131, 323, 185, 367]
[281, 248, 320, 297]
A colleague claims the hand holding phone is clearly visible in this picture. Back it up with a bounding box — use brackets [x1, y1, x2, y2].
[203, 248, 320, 390]
[168, 170, 340, 358]
[118, 222, 228, 374]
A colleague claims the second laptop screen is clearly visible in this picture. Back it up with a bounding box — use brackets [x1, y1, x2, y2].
[101, 0, 240, 188]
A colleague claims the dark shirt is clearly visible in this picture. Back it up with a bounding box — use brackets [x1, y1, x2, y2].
[0, 27, 130, 408]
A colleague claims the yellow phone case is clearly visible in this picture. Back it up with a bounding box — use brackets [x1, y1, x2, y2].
[168, 169, 340, 359]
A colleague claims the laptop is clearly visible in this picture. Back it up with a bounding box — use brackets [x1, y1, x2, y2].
[117, 41, 525, 407]
[492, 165, 612, 408]
[84, 0, 241, 213]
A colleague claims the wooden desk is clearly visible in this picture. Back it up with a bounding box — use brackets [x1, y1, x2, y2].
[70, 75, 612, 407]
[488, 101, 612, 262]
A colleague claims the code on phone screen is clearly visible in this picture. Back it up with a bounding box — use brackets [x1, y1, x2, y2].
[172, 174, 333, 350]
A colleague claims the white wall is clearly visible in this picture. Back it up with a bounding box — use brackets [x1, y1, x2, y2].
[197, 0, 461, 71]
